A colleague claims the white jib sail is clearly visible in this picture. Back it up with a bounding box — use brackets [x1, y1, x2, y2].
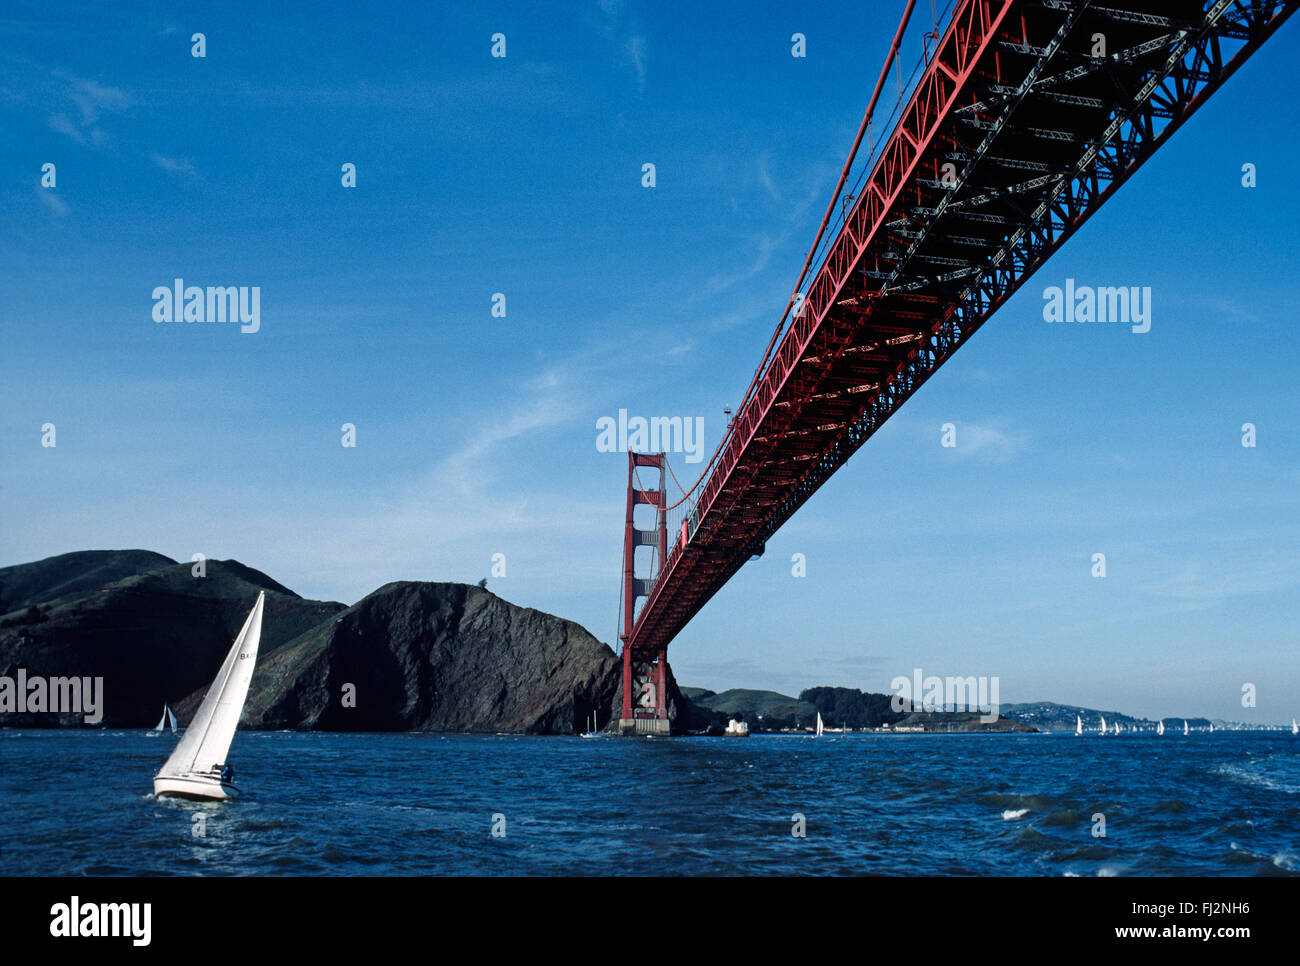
[815, 712, 824, 737]
[153, 706, 169, 732]
[157, 592, 264, 778]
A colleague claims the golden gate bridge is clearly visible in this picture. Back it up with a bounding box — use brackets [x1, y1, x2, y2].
[616, 0, 1297, 734]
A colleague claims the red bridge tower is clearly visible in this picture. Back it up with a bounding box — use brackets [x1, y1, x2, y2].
[618, 452, 671, 735]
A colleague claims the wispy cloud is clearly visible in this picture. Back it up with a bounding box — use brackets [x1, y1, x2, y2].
[700, 232, 786, 297]
[150, 153, 195, 176]
[67, 76, 130, 124]
[36, 185, 69, 216]
[594, 0, 648, 93]
[246, 349, 635, 603]
[626, 35, 647, 93]
[698, 159, 831, 299]
[1138, 554, 1300, 603]
[47, 113, 86, 144]
[935, 420, 1028, 462]
[46, 73, 131, 146]
[434, 370, 585, 499]
[756, 151, 780, 202]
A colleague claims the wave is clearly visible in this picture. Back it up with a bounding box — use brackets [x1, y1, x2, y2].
[982, 791, 1063, 811]
[1216, 759, 1300, 795]
[1226, 841, 1299, 873]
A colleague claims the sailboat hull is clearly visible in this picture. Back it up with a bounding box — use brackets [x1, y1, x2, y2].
[153, 774, 241, 801]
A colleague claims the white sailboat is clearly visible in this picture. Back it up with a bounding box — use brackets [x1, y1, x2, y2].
[1099, 715, 1107, 735]
[1075, 715, 1082, 736]
[815, 712, 824, 738]
[1292, 718, 1297, 736]
[153, 592, 264, 801]
[581, 712, 600, 738]
[149, 704, 179, 736]
[1113, 722, 1120, 735]
[1209, 722, 1214, 733]
[1183, 720, 1189, 736]
[1157, 720, 1165, 736]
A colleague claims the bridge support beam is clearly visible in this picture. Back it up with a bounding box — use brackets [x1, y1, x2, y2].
[618, 452, 671, 736]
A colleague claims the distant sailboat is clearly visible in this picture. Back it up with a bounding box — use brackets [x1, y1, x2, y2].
[153, 592, 263, 801]
[1292, 718, 1298, 736]
[1113, 722, 1120, 735]
[815, 712, 824, 738]
[1183, 720, 1189, 736]
[1209, 722, 1214, 733]
[149, 704, 178, 736]
[1099, 715, 1107, 735]
[1157, 720, 1165, 736]
[581, 713, 600, 738]
[1075, 715, 1082, 736]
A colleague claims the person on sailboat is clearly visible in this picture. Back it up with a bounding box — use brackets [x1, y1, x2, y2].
[221, 764, 234, 784]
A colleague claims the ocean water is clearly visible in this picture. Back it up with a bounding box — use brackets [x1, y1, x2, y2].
[1, 729, 1296, 876]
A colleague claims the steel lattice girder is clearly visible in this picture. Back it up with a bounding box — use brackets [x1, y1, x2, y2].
[625, 0, 1298, 654]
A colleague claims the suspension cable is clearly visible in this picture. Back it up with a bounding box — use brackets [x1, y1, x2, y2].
[661, 0, 921, 513]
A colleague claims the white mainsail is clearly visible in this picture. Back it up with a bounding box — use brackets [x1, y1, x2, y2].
[1157, 720, 1165, 735]
[1183, 720, 1189, 735]
[815, 712, 824, 737]
[157, 592, 263, 779]
[152, 703, 179, 734]
[1292, 719, 1298, 736]
[1075, 715, 1082, 736]
[1099, 715, 1107, 734]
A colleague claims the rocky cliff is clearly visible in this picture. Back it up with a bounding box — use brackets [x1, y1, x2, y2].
[236, 580, 629, 733]
[0, 551, 345, 726]
[0, 550, 692, 734]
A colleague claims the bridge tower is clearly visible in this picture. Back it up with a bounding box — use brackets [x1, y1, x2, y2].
[618, 451, 671, 736]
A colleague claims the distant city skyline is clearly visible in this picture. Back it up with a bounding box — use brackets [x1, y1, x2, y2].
[2, 3, 1298, 724]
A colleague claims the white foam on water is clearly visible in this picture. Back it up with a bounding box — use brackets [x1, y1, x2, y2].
[1216, 760, 1300, 794]
[1002, 808, 1029, 820]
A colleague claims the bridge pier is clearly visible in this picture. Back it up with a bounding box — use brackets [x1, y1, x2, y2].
[618, 452, 672, 736]
[618, 646, 671, 736]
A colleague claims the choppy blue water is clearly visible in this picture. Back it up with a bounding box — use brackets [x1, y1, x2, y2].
[1, 730, 1296, 876]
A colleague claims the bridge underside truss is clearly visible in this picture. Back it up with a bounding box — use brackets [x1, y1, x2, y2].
[626, 0, 1298, 655]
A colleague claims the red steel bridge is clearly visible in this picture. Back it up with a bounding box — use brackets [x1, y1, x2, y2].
[616, 0, 1297, 734]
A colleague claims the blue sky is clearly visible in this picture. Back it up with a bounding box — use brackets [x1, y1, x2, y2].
[2, 2, 1298, 724]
